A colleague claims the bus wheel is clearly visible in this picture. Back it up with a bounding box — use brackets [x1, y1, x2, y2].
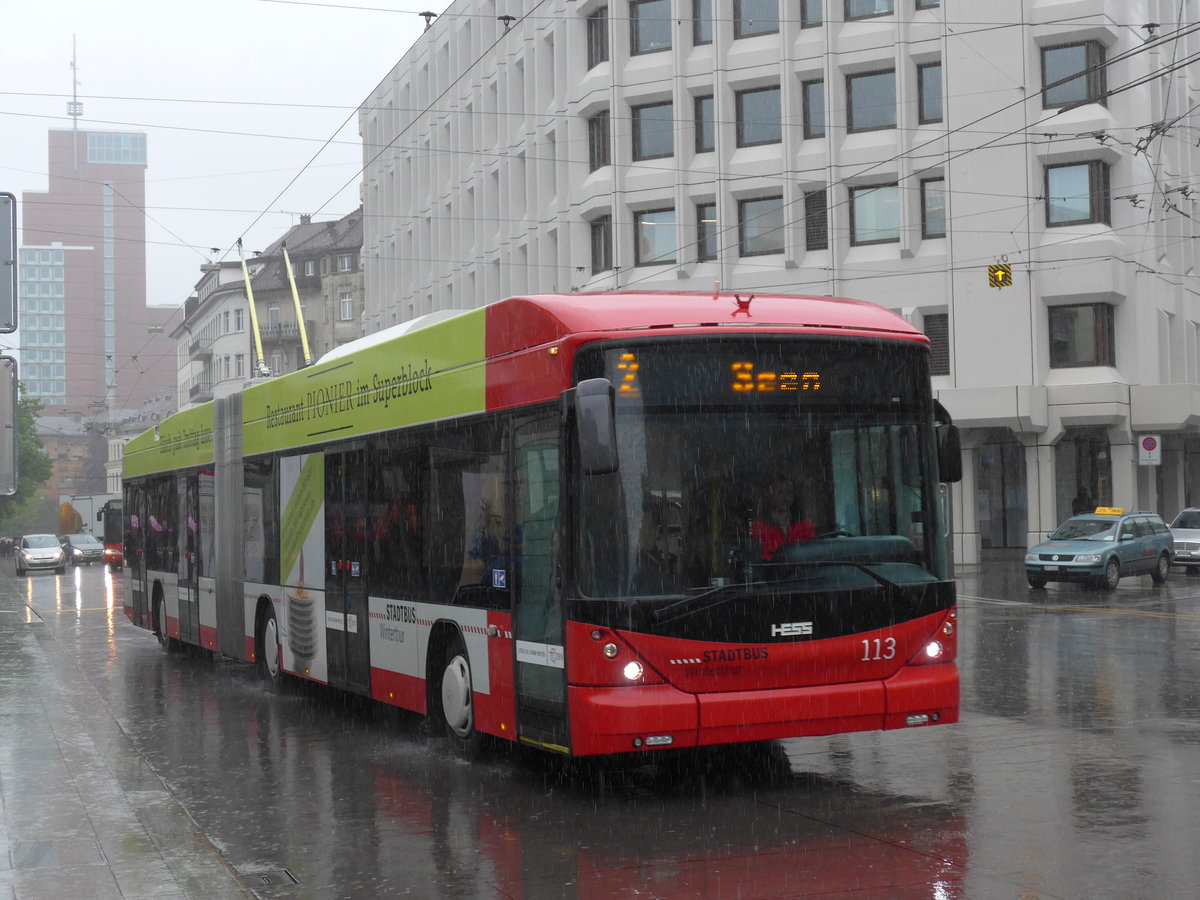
[439, 635, 483, 759]
[152, 592, 175, 653]
[259, 603, 283, 688]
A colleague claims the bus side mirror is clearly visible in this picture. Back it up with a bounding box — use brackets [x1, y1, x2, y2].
[97, 510, 103, 522]
[573, 378, 618, 476]
[936, 423, 962, 483]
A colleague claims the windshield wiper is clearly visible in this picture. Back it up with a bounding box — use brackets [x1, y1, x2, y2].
[649, 560, 922, 626]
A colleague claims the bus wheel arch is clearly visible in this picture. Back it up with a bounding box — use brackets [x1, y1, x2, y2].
[427, 623, 484, 759]
[255, 597, 283, 687]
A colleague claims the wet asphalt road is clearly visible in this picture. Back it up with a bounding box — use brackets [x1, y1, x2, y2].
[7, 561, 1200, 899]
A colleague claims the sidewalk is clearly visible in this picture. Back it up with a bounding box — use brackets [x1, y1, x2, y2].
[0, 590, 252, 900]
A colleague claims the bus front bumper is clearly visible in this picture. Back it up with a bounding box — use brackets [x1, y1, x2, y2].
[567, 663, 959, 757]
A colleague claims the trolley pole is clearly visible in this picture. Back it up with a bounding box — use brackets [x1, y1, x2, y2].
[281, 242, 313, 367]
[237, 238, 270, 377]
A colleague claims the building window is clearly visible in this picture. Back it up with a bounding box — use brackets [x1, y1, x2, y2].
[235, 308, 244, 331]
[693, 0, 712, 45]
[739, 196, 784, 256]
[695, 95, 715, 153]
[236, 354, 245, 378]
[590, 215, 613, 273]
[735, 0, 778, 38]
[338, 253, 353, 272]
[921, 178, 946, 238]
[1042, 41, 1106, 108]
[847, 69, 896, 132]
[635, 208, 677, 265]
[1049, 303, 1115, 368]
[303, 260, 316, 276]
[268, 303, 280, 329]
[340, 292, 354, 320]
[802, 80, 825, 138]
[924, 313, 949, 375]
[801, 0, 822, 26]
[846, 0, 893, 18]
[631, 0, 671, 54]
[804, 189, 828, 250]
[588, 111, 610, 171]
[1045, 161, 1110, 226]
[697, 202, 718, 261]
[916, 0, 940, 7]
[850, 183, 900, 245]
[223, 310, 230, 333]
[918, 62, 942, 123]
[587, 8, 609, 68]
[736, 86, 781, 146]
[632, 101, 674, 160]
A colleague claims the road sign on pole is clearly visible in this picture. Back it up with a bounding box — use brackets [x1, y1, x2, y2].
[1138, 434, 1162, 466]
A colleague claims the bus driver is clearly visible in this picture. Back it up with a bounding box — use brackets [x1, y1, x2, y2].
[751, 476, 815, 560]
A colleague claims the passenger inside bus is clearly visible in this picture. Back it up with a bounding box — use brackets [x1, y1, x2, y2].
[750, 476, 816, 560]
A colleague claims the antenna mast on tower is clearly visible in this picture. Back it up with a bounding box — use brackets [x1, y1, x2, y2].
[68, 35, 84, 171]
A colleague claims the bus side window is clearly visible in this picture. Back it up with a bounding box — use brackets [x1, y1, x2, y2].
[243, 458, 280, 584]
[366, 439, 425, 601]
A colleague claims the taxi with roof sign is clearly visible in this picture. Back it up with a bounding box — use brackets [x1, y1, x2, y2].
[1024, 507, 1173, 590]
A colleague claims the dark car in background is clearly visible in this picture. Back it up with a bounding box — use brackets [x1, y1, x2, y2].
[15, 534, 67, 576]
[61, 532, 104, 566]
[1025, 508, 1173, 590]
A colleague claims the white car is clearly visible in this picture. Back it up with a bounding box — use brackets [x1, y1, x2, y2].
[1169, 508, 1200, 574]
[15, 534, 67, 576]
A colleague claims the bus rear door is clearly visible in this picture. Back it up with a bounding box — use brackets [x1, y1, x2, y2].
[325, 446, 371, 694]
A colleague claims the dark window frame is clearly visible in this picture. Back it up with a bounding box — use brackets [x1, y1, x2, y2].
[845, 0, 894, 20]
[632, 100, 675, 161]
[586, 7, 609, 69]
[734, 0, 779, 39]
[738, 195, 785, 257]
[735, 85, 782, 147]
[917, 61, 943, 124]
[696, 201, 718, 261]
[1045, 160, 1110, 227]
[1041, 40, 1107, 108]
[847, 68, 897, 133]
[916, 0, 940, 8]
[590, 214, 613, 273]
[921, 177, 946, 238]
[693, 0, 713, 45]
[630, 0, 672, 55]
[634, 207, 678, 266]
[801, 0, 823, 26]
[695, 94, 715, 153]
[802, 79, 825, 138]
[849, 182, 901, 246]
[587, 110, 610, 171]
[1048, 303, 1116, 368]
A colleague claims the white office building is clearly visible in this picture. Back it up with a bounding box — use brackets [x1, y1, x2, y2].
[359, 0, 1200, 563]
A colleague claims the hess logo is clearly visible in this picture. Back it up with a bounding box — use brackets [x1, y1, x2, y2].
[771, 621, 814, 637]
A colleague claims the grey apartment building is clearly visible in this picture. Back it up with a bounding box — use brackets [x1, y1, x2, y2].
[359, 0, 1200, 563]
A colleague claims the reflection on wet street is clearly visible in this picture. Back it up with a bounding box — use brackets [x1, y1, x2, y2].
[10, 562, 1200, 898]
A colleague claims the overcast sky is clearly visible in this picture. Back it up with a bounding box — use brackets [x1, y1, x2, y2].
[2, 0, 435, 334]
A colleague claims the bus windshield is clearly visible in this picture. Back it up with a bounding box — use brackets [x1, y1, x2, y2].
[576, 337, 946, 599]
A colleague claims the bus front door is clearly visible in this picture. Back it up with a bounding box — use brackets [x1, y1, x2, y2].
[324, 447, 370, 694]
[512, 419, 569, 753]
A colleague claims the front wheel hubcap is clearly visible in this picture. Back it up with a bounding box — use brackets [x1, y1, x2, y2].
[441, 655, 473, 737]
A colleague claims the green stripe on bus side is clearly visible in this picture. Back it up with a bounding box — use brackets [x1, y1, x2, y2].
[122, 403, 216, 479]
[241, 309, 488, 457]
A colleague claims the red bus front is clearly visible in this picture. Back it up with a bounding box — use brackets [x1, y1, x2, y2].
[514, 332, 959, 756]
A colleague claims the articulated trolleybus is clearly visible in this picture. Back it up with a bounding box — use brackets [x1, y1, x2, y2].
[122, 292, 962, 758]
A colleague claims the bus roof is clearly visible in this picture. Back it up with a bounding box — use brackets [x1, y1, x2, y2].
[124, 292, 926, 478]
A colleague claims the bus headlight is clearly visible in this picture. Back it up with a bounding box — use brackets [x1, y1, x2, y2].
[602, 642, 619, 659]
[623, 661, 643, 681]
[923, 640, 944, 660]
